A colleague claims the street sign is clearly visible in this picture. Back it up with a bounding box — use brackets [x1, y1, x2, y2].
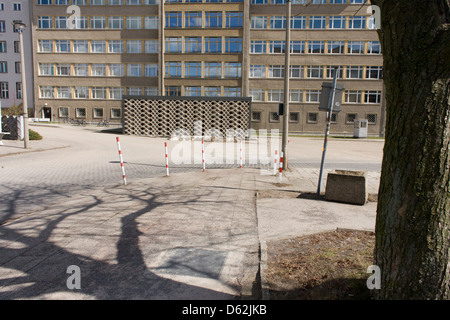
[319, 82, 344, 113]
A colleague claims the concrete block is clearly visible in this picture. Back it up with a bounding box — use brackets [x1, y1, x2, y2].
[325, 170, 368, 205]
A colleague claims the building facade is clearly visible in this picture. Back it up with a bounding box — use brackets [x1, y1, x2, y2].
[31, 0, 384, 135]
[0, 0, 34, 112]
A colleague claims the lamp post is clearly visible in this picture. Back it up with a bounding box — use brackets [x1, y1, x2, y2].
[13, 21, 29, 149]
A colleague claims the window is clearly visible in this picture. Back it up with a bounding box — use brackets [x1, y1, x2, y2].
[55, 17, 69, 29]
[224, 87, 241, 97]
[166, 86, 181, 96]
[307, 65, 323, 79]
[205, 37, 222, 53]
[185, 37, 202, 53]
[127, 64, 142, 77]
[127, 0, 141, 4]
[111, 109, 121, 119]
[91, 0, 105, 4]
[305, 90, 321, 103]
[365, 91, 382, 104]
[40, 86, 54, 99]
[38, 17, 53, 29]
[307, 112, 318, 123]
[73, 40, 89, 53]
[73, 17, 88, 29]
[346, 113, 357, 124]
[56, 64, 71, 76]
[290, 65, 304, 78]
[204, 62, 222, 78]
[145, 40, 158, 53]
[185, 62, 202, 78]
[109, 40, 124, 53]
[39, 63, 54, 76]
[92, 64, 106, 76]
[290, 90, 302, 103]
[291, 16, 306, 29]
[368, 16, 377, 30]
[367, 114, 378, 124]
[251, 16, 267, 29]
[267, 89, 283, 102]
[250, 65, 266, 78]
[289, 112, 300, 123]
[290, 41, 305, 54]
[109, 87, 124, 100]
[0, 61, 7, 73]
[308, 41, 325, 54]
[348, 41, 364, 54]
[14, 61, 20, 73]
[185, 12, 202, 28]
[368, 41, 382, 54]
[109, 64, 124, 76]
[0, 82, 8, 99]
[269, 41, 285, 54]
[109, 16, 124, 29]
[205, 12, 222, 28]
[92, 87, 107, 99]
[226, 12, 243, 28]
[91, 16, 106, 29]
[93, 108, 104, 119]
[144, 64, 158, 77]
[55, 40, 70, 53]
[59, 107, 69, 118]
[127, 40, 142, 53]
[91, 40, 106, 53]
[349, 16, 366, 29]
[76, 108, 87, 118]
[165, 37, 182, 53]
[73, 0, 88, 4]
[204, 87, 221, 97]
[326, 66, 344, 79]
[345, 90, 362, 103]
[14, 41, 20, 53]
[57, 87, 71, 99]
[126, 16, 142, 29]
[250, 41, 266, 54]
[270, 16, 286, 29]
[165, 62, 182, 77]
[0, 41, 6, 53]
[309, 16, 326, 29]
[0, 3, 4, 10]
[329, 16, 346, 29]
[127, 87, 142, 95]
[225, 38, 242, 53]
[328, 41, 345, 54]
[166, 12, 182, 28]
[224, 63, 241, 78]
[269, 112, 280, 123]
[249, 89, 264, 102]
[145, 16, 158, 29]
[366, 66, 383, 80]
[346, 66, 364, 79]
[145, 88, 158, 97]
[74, 86, 89, 99]
[268, 65, 284, 78]
[251, 111, 261, 122]
[74, 64, 89, 76]
[185, 86, 201, 96]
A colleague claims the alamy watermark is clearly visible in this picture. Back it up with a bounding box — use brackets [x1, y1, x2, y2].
[66, 265, 81, 290]
[366, 265, 381, 290]
[367, 5, 381, 30]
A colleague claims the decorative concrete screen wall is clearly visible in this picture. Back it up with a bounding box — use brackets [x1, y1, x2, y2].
[122, 96, 251, 138]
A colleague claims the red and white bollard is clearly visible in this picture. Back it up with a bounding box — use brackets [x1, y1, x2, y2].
[239, 140, 243, 168]
[116, 137, 127, 185]
[278, 152, 284, 183]
[165, 142, 169, 176]
[273, 149, 278, 176]
[202, 139, 206, 172]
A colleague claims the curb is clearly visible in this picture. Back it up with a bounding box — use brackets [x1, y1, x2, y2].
[0, 145, 71, 158]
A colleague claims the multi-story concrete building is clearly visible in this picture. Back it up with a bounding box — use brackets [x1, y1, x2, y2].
[0, 0, 34, 112]
[31, 0, 384, 135]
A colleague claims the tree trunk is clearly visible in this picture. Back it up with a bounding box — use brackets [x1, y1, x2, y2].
[371, 0, 450, 299]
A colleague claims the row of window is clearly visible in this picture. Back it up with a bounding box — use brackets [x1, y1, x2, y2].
[0, 82, 22, 99]
[58, 107, 122, 120]
[253, 112, 377, 126]
[0, 61, 22, 74]
[249, 89, 382, 104]
[38, 63, 158, 77]
[37, 39, 158, 54]
[37, 0, 158, 5]
[251, 40, 381, 54]
[39, 86, 158, 99]
[36, 0, 366, 4]
[251, 15, 375, 30]
[37, 16, 158, 30]
[250, 65, 383, 80]
[0, 3, 22, 11]
[0, 41, 21, 53]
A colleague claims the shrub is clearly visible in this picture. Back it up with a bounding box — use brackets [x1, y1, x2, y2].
[29, 129, 43, 140]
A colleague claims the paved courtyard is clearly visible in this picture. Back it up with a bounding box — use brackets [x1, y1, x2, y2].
[0, 124, 383, 299]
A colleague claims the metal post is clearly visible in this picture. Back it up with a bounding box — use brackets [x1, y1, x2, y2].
[317, 67, 339, 195]
[282, 0, 291, 171]
[15, 23, 29, 149]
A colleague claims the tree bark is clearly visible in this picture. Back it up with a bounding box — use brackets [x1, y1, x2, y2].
[371, 0, 450, 299]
